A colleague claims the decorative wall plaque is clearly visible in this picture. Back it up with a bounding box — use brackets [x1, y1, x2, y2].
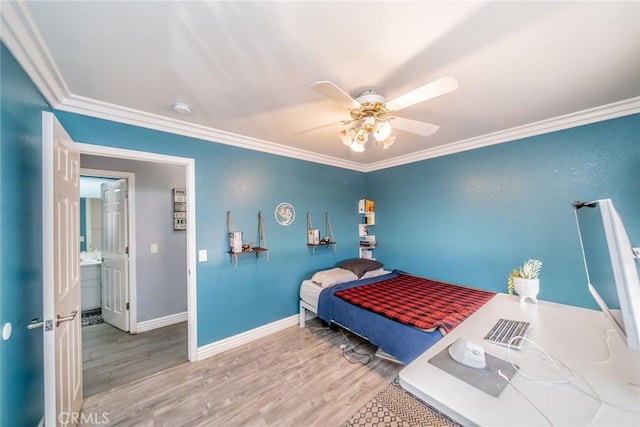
[275, 202, 295, 226]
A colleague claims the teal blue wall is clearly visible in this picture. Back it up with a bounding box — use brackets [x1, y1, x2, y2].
[53, 111, 367, 345]
[80, 198, 87, 252]
[367, 115, 639, 308]
[0, 44, 49, 427]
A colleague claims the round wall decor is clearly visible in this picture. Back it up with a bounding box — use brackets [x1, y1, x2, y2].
[275, 202, 295, 226]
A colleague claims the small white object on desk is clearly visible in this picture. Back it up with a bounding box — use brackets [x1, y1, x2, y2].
[448, 338, 486, 369]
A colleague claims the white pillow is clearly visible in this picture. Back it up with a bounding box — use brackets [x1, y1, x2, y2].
[360, 268, 390, 280]
[311, 268, 358, 288]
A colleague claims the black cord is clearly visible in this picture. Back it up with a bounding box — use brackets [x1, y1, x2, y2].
[342, 346, 371, 365]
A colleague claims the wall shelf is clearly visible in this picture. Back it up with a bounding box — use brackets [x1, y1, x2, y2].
[306, 212, 336, 254]
[358, 199, 376, 259]
[227, 247, 268, 259]
[227, 211, 268, 267]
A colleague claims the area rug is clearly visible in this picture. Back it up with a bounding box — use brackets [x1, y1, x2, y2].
[345, 378, 461, 427]
[82, 308, 104, 327]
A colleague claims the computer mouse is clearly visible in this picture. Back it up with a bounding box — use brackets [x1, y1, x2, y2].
[448, 337, 486, 369]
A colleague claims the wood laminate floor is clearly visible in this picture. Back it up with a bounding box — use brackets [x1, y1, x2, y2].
[80, 318, 402, 426]
[82, 321, 188, 397]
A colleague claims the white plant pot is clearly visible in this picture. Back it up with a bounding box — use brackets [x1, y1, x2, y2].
[513, 277, 539, 304]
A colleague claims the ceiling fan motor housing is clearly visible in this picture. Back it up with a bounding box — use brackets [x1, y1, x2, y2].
[350, 90, 389, 121]
[355, 90, 386, 105]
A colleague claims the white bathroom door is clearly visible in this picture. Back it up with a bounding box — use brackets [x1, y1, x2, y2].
[101, 179, 129, 332]
[42, 111, 83, 426]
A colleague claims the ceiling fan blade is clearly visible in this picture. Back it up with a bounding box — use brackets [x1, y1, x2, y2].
[386, 76, 458, 111]
[392, 117, 440, 137]
[293, 120, 343, 135]
[311, 81, 361, 110]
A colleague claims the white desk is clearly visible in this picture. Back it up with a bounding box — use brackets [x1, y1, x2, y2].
[399, 294, 640, 426]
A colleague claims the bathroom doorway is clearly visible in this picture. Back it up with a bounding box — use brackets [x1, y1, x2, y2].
[79, 171, 134, 331]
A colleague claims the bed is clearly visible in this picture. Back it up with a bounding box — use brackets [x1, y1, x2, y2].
[299, 259, 496, 364]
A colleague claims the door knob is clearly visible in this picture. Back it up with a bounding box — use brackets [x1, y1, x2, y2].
[56, 310, 78, 327]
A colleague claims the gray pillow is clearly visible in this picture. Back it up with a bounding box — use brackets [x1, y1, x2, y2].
[338, 258, 384, 278]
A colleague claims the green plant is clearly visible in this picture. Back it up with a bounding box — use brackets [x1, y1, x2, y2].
[507, 259, 542, 294]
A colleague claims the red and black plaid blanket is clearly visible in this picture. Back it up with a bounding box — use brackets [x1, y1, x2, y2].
[334, 274, 495, 333]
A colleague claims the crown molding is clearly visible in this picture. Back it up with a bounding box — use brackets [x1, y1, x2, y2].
[0, 0, 69, 106]
[59, 95, 639, 174]
[363, 97, 640, 172]
[56, 95, 367, 172]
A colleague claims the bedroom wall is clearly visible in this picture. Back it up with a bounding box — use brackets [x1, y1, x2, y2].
[0, 43, 48, 427]
[80, 155, 188, 323]
[53, 111, 367, 346]
[367, 114, 639, 309]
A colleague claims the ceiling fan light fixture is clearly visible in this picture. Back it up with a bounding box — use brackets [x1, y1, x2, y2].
[351, 138, 366, 152]
[355, 128, 368, 142]
[339, 128, 355, 146]
[312, 76, 458, 154]
[373, 120, 392, 141]
[361, 116, 376, 131]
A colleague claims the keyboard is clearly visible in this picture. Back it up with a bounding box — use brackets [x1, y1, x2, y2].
[483, 318, 532, 350]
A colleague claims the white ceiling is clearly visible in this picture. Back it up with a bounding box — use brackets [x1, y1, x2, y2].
[4, 1, 639, 170]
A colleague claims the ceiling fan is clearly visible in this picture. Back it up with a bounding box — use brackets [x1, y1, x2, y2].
[308, 76, 458, 152]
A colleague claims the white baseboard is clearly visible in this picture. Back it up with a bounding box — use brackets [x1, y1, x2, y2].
[196, 314, 299, 361]
[136, 311, 187, 333]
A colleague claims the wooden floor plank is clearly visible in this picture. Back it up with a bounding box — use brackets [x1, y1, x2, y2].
[81, 318, 402, 426]
[82, 321, 187, 397]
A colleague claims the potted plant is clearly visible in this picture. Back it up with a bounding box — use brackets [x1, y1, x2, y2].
[507, 259, 542, 303]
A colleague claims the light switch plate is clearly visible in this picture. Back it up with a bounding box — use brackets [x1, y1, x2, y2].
[150, 243, 159, 254]
[198, 249, 207, 262]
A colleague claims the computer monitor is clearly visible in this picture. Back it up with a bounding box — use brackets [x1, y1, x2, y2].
[573, 199, 640, 350]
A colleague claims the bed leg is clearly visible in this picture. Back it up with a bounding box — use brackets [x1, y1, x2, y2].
[299, 301, 306, 328]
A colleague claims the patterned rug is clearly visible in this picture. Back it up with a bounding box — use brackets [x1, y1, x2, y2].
[82, 308, 104, 327]
[345, 378, 461, 427]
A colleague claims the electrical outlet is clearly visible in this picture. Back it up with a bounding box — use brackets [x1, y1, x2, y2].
[198, 249, 208, 262]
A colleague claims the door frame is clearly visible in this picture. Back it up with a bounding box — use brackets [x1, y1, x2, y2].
[77, 143, 198, 362]
[80, 169, 136, 332]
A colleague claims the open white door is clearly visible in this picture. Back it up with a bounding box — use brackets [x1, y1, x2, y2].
[42, 111, 82, 426]
[101, 179, 129, 332]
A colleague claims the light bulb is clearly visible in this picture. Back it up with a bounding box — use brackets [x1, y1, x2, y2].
[351, 140, 366, 152]
[339, 128, 355, 146]
[373, 121, 392, 141]
[361, 116, 376, 131]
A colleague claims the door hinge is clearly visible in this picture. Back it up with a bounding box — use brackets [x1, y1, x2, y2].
[125, 190, 129, 198]
[126, 246, 129, 255]
[126, 302, 130, 310]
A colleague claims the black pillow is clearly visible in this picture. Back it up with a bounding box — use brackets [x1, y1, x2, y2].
[338, 258, 383, 278]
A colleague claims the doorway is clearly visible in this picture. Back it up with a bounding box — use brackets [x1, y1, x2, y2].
[79, 171, 133, 332]
[77, 143, 198, 362]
